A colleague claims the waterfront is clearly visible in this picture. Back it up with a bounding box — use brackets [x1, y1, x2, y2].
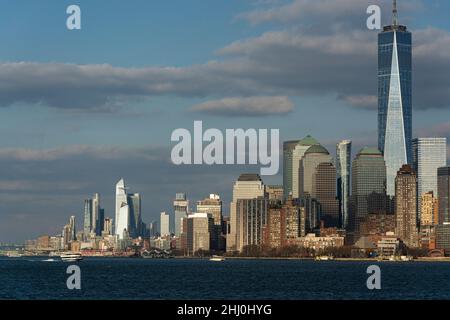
[1, 257, 450, 300]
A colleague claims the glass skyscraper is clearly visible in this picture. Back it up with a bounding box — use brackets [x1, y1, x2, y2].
[336, 140, 352, 228]
[378, 1, 412, 196]
[413, 138, 447, 218]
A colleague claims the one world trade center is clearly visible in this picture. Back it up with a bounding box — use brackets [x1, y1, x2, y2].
[378, 0, 412, 196]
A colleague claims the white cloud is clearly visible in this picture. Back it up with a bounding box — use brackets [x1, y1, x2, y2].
[190, 96, 294, 117]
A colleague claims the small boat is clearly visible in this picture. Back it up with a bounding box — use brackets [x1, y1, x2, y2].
[209, 255, 225, 262]
[60, 253, 83, 262]
[6, 252, 23, 258]
[42, 258, 56, 262]
[315, 256, 334, 261]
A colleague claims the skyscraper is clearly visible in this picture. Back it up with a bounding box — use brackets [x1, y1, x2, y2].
[186, 213, 214, 255]
[83, 193, 104, 237]
[312, 162, 339, 228]
[235, 197, 268, 252]
[336, 140, 352, 228]
[298, 145, 333, 197]
[420, 192, 438, 227]
[115, 179, 142, 239]
[395, 164, 418, 248]
[349, 148, 387, 241]
[173, 193, 189, 237]
[283, 136, 320, 199]
[378, 0, 412, 196]
[197, 194, 223, 250]
[160, 212, 170, 237]
[69, 215, 76, 241]
[413, 138, 447, 215]
[438, 167, 450, 224]
[227, 174, 265, 252]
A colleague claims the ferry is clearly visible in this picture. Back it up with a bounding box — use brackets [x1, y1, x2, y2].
[60, 252, 83, 262]
[209, 255, 225, 262]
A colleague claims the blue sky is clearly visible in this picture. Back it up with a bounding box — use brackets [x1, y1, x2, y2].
[0, 0, 450, 242]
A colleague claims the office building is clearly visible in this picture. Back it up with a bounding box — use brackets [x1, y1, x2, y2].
[395, 165, 419, 248]
[378, 1, 413, 196]
[283, 136, 320, 199]
[186, 213, 214, 255]
[299, 144, 333, 197]
[413, 138, 447, 214]
[235, 197, 268, 252]
[438, 167, 450, 224]
[336, 140, 352, 229]
[349, 147, 387, 241]
[160, 212, 170, 237]
[228, 174, 265, 252]
[173, 193, 189, 237]
[312, 162, 339, 228]
[115, 179, 142, 239]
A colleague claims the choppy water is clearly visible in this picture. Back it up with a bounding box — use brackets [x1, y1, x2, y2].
[1, 257, 449, 300]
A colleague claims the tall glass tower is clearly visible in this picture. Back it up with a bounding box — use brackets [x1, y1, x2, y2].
[378, 0, 412, 196]
[336, 140, 352, 229]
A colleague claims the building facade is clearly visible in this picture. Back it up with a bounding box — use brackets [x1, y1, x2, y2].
[438, 167, 450, 224]
[395, 165, 419, 248]
[336, 140, 352, 229]
[378, 3, 412, 196]
[173, 193, 189, 237]
[283, 136, 320, 199]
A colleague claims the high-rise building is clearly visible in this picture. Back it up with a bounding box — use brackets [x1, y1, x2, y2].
[115, 179, 142, 239]
[395, 164, 418, 248]
[186, 213, 213, 255]
[438, 167, 450, 224]
[264, 196, 306, 248]
[413, 138, 447, 214]
[83, 193, 104, 237]
[336, 140, 352, 228]
[197, 194, 223, 250]
[235, 197, 268, 252]
[115, 179, 129, 239]
[128, 193, 142, 238]
[227, 174, 265, 252]
[312, 162, 339, 228]
[299, 145, 333, 197]
[378, 1, 412, 196]
[349, 148, 387, 241]
[420, 192, 438, 227]
[103, 217, 113, 236]
[266, 185, 284, 203]
[173, 193, 189, 237]
[283, 136, 320, 199]
[160, 212, 170, 237]
[69, 215, 76, 241]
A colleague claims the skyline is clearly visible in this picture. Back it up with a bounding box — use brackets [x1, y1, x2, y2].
[2, 0, 450, 242]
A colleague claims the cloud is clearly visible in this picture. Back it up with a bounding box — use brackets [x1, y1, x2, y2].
[237, 0, 423, 26]
[190, 96, 294, 117]
[340, 95, 377, 110]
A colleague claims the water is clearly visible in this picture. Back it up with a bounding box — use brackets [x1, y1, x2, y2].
[1, 257, 450, 300]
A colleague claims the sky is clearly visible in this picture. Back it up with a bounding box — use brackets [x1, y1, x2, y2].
[1, 0, 450, 242]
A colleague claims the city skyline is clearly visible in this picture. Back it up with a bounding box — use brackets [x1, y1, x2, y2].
[2, 0, 450, 242]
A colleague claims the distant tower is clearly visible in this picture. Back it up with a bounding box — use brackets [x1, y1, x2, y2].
[336, 140, 352, 228]
[378, 0, 412, 196]
[173, 193, 189, 237]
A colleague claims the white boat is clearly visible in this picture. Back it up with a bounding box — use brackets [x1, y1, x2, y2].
[42, 258, 56, 262]
[6, 252, 23, 258]
[209, 255, 225, 262]
[315, 256, 334, 261]
[60, 253, 83, 262]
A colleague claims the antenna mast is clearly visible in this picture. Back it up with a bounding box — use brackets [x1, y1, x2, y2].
[393, 0, 399, 26]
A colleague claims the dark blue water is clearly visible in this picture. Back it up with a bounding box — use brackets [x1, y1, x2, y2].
[1, 257, 450, 300]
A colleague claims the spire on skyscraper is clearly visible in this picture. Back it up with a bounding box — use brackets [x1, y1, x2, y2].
[393, 0, 398, 26]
